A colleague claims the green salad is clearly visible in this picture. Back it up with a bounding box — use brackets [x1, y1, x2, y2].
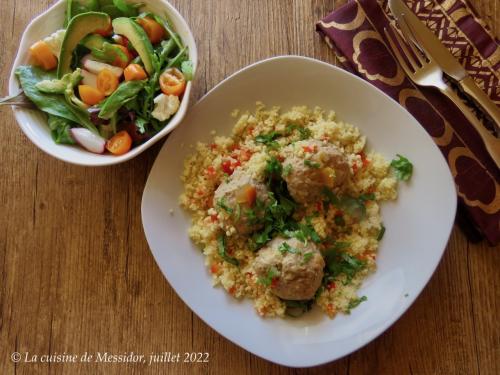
[14, 0, 194, 155]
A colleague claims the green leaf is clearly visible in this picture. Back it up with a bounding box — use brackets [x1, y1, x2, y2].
[278, 242, 299, 255]
[99, 80, 147, 119]
[304, 159, 320, 168]
[391, 154, 413, 181]
[255, 131, 281, 149]
[347, 296, 367, 313]
[47, 115, 76, 144]
[302, 252, 314, 265]
[15, 66, 97, 134]
[181, 60, 194, 81]
[217, 235, 239, 266]
[257, 266, 279, 286]
[283, 164, 293, 176]
[216, 197, 233, 214]
[283, 299, 313, 317]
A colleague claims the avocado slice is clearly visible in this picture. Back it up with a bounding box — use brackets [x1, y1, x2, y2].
[81, 34, 128, 63]
[112, 17, 156, 74]
[58, 12, 111, 78]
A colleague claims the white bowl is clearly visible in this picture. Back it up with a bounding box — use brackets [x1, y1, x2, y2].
[8, 0, 197, 166]
[141, 56, 456, 367]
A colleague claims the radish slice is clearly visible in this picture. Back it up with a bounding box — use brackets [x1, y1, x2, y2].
[81, 69, 98, 88]
[70, 128, 106, 154]
[82, 55, 123, 77]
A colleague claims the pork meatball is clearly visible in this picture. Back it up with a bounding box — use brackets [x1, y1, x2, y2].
[213, 169, 269, 234]
[253, 237, 325, 300]
[282, 140, 350, 203]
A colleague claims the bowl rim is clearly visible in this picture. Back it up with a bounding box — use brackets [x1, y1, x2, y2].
[8, 0, 198, 167]
[141, 55, 457, 367]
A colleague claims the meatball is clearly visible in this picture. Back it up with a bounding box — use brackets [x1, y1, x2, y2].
[213, 169, 269, 234]
[282, 140, 350, 203]
[253, 237, 325, 300]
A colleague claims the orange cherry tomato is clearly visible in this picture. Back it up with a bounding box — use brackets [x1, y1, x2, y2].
[159, 68, 186, 96]
[95, 22, 113, 37]
[29, 41, 58, 71]
[96, 69, 119, 96]
[111, 45, 132, 68]
[124, 64, 148, 81]
[106, 131, 133, 155]
[78, 85, 105, 106]
[136, 17, 165, 44]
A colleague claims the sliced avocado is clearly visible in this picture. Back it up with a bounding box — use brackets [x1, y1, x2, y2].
[112, 17, 156, 74]
[81, 34, 128, 63]
[81, 34, 107, 50]
[58, 12, 111, 78]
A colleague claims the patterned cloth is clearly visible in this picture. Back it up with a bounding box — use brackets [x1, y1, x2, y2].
[317, 0, 499, 245]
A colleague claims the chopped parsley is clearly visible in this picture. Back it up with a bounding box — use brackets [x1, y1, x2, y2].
[258, 266, 279, 286]
[346, 296, 367, 313]
[283, 164, 293, 176]
[216, 197, 234, 214]
[217, 235, 239, 266]
[304, 159, 321, 168]
[302, 252, 314, 264]
[255, 131, 281, 149]
[323, 244, 366, 285]
[284, 218, 321, 244]
[278, 242, 299, 255]
[285, 124, 312, 140]
[391, 154, 413, 181]
[377, 224, 386, 241]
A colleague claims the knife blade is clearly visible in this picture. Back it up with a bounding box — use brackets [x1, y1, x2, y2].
[388, 0, 500, 127]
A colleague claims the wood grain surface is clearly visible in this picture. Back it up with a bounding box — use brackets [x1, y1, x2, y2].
[0, 1, 499, 374]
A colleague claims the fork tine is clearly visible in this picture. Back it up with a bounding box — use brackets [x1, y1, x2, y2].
[398, 16, 428, 65]
[384, 27, 415, 75]
[384, 25, 419, 72]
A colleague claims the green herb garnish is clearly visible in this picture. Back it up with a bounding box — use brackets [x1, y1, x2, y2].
[304, 159, 321, 168]
[302, 252, 314, 265]
[285, 124, 312, 140]
[391, 154, 413, 181]
[216, 198, 234, 214]
[278, 242, 299, 255]
[255, 131, 281, 149]
[283, 164, 293, 176]
[323, 244, 365, 285]
[258, 266, 279, 286]
[347, 296, 367, 313]
[217, 234, 239, 266]
[282, 299, 314, 317]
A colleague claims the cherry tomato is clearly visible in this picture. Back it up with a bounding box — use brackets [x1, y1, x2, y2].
[29, 41, 57, 71]
[159, 68, 186, 96]
[124, 64, 148, 81]
[106, 131, 133, 155]
[136, 17, 165, 44]
[96, 69, 119, 96]
[78, 85, 105, 106]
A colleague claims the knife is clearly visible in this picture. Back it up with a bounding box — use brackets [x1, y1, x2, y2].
[388, 0, 500, 128]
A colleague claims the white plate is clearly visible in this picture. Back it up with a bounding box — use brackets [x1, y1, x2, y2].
[141, 56, 456, 367]
[9, 0, 197, 166]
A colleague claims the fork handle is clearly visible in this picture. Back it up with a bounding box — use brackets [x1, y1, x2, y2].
[441, 85, 500, 169]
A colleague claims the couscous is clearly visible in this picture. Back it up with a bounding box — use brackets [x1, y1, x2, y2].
[180, 103, 409, 318]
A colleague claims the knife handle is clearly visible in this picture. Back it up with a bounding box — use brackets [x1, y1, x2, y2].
[441, 85, 500, 169]
[460, 76, 500, 127]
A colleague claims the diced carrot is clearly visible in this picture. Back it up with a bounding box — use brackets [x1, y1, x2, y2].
[210, 264, 218, 274]
[235, 184, 257, 206]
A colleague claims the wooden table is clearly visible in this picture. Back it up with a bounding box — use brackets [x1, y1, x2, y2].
[1, 1, 498, 374]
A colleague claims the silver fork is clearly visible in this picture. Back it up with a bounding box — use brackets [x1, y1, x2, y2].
[384, 21, 500, 169]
